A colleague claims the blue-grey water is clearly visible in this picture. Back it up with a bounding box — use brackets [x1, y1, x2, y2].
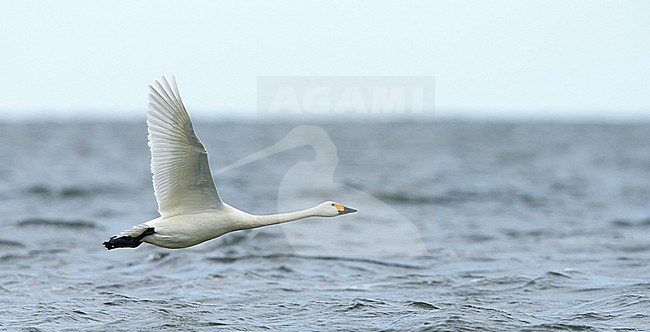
[1, 120, 649, 331]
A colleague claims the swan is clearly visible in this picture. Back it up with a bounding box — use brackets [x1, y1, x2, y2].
[103, 76, 356, 250]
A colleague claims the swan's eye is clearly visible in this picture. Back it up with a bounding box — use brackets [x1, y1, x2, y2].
[331, 203, 335, 206]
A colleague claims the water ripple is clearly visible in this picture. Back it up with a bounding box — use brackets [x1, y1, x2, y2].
[17, 218, 99, 229]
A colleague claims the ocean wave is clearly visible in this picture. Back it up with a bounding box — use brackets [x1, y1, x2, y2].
[25, 184, 123, 199]
[0, 239, 25, 248]
[205, 253, 427, 269]
[374, 192, 435, 204]
[17, 218, 99, 229]
[610, 217, 650, 228]
[407, 301, 439, 310]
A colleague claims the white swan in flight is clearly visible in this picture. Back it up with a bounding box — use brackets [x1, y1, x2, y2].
[103, 77, 356, 250]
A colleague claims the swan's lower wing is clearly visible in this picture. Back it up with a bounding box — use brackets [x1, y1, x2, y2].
[147, 77, 223, 217]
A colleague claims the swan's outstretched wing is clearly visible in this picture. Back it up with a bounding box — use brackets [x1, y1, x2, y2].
[147, 76, 223, 217]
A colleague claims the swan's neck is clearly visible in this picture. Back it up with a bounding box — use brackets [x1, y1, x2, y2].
[247, 206, 320, 229]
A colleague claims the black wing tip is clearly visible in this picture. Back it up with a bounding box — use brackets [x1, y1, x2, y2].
[103, 228, 155, 250]
[103, 236, 142, 250]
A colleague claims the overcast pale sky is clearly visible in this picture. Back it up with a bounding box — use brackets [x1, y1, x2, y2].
[0, 0, 648, 120]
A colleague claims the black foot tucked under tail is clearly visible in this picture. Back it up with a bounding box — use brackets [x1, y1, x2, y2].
[103, 228, 155, 250]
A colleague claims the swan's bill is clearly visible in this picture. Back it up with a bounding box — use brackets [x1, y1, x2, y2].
[333, 202, 357, 215]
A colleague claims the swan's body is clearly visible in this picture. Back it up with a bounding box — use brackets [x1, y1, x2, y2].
[103, 77, 356, 250]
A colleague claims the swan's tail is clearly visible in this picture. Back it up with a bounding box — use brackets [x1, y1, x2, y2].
[103, 228, 155, 250]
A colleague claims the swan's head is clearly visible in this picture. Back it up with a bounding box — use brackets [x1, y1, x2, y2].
[317, 201, 357, 217]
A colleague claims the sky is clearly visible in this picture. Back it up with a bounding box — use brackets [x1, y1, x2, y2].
[0, 0, 649, 121]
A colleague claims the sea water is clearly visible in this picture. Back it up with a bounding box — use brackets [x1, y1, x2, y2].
[1, 120, 649, 330]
